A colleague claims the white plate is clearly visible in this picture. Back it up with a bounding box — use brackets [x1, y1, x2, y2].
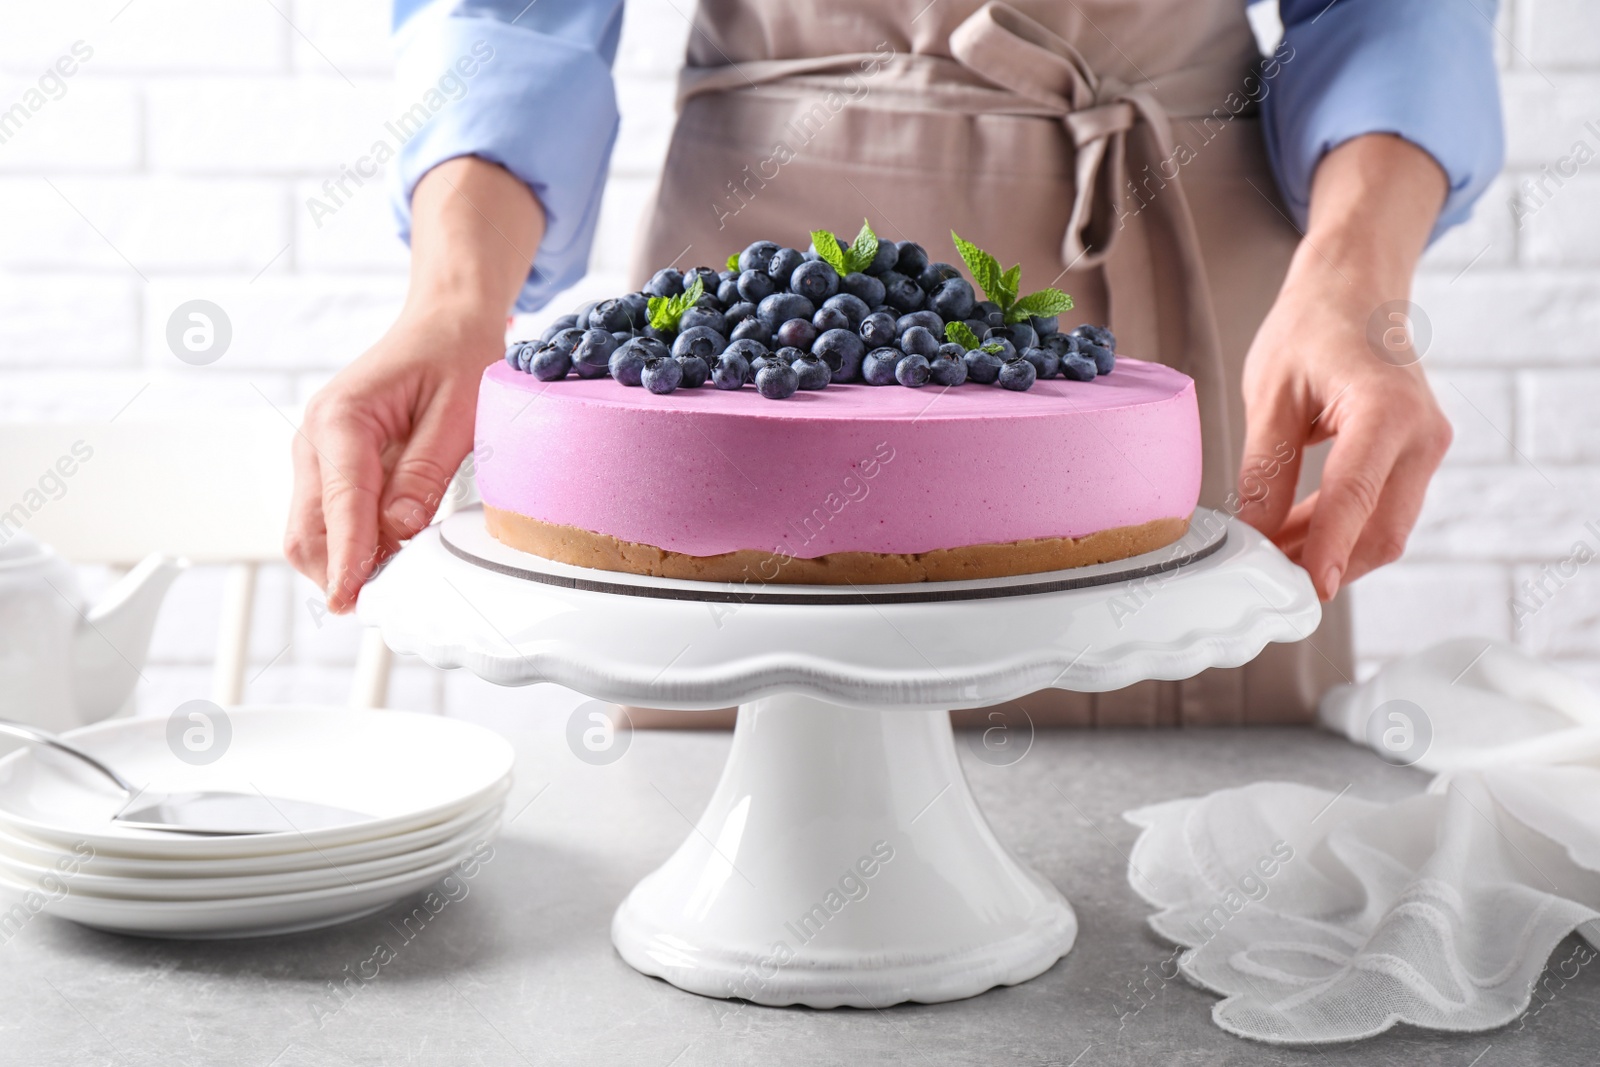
[0, 842, 496, 939]
[0, 778, 508, 878]
[0, 805, 501, 901]
[0, 707, 515, 858]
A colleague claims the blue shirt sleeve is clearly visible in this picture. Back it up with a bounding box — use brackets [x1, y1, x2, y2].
[390, 0, 624, 312]
[1263, 0, 1504, 243]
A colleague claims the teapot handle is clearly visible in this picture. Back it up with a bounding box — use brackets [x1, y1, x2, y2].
[0, 719, 136, 795]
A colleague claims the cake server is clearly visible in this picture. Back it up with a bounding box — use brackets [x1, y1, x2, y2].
[0, 718, 372, 836]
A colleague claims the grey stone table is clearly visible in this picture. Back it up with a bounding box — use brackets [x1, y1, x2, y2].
[4, 690, 1594, 1067]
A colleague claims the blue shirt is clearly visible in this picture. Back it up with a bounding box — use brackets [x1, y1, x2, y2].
[390, 0, 1503, 313]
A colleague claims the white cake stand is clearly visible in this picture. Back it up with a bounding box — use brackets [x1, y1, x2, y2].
[358, 506, 1319, 1008]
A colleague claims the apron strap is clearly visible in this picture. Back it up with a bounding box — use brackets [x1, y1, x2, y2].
[950, 2, 1234, 511]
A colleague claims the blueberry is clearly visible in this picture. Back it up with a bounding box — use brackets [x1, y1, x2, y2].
[864, 240, 899, 276]
[822, 292, 870, 329]
[738, 240, 780, 274]
[547, 327, 586, 357]
[530, 345, 572, 381]
[1040, 332, 1076, 359]
[1072, 323, 1116, 350]
[899, 325, 940, 359]
[748, 352, 783, 380]
[896, 310, 943, 336]
[572, 328, 619, 378]
[737, 268, 776, 304]
[756, 292, 815, 333]
[644, 269, 684, 298]
[812, 327, 864, 372]
[929, 350, 967, 386]
[776, 317, 818, 351]
[964, 348, 1004, 384]
[869, 304, 896, 318]
[677, 353, 710, 388]
[918, 261, 962, 292]
[998, 357, 1037, 391]
[693, 292, 724, 312]
[712, 351, 750, 389]
[880, 271, 925, 312]
[1030, 315, 1060, 338]
[611, 330, 634, 347]
[813, 306, 851, 333]
[982, 328, 1019, 363]
[684, 266, 721, 294]
[895, 353, 931, 387]
[792, 352, 831, 390]
[1080, 341, 1115, 374]
[1008, 322, 1039, 350]
[609, 337, 654, 385]
[1060, 352, 1097, 381]
[755, 362, 800, 399]
[724, 337, 770, 364]
[717, 277, 741, 305]
[767, 247, 805, 286]
[976, 300, 1005, 328]
[730, 317, 772, 346]
[672, 325, 727, 360]
[641, 355, 683, 394]
[504, 341, 528, 369]
[723, 301, 757, 326]
[573, 301, 598, 328]
[540, 314, 580, 344]
[789, 259, 840, 303]
[840, 272, 886, 308]
[680, 307, 729, 337]
[894, 241, 929, 280]
[859, 311, 898, 348]
[1021, 346, 1059, 380]
[862, 347, 901, 386]
[928, 277, 976, 321]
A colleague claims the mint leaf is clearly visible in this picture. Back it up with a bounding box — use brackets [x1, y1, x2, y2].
[980, 342, 1005, 355]
[998, 264, 1021, 309]
[951, 231, 1003, 307]
[945, 321, 981, 350]
[647, 276, 704, 332]
[810, 229, 849, 275]
[1008, 288, 1075, 322]
[726, 252, 740, 271]
[846, 219, 878, 275]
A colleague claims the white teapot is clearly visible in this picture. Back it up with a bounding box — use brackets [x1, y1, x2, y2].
[0, 531, 185, 732]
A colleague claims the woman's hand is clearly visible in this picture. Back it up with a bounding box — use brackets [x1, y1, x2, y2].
[285, 157, 542, 613]
[1235, 134, 1452, 602]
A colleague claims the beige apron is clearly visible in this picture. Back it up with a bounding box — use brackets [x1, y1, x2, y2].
[627, 0, 1353, 727]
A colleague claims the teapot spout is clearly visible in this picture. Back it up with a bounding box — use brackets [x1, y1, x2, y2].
[72, 554, 187, 723]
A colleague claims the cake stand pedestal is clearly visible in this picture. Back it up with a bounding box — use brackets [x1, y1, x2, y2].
[359, 507, 1319, 1008]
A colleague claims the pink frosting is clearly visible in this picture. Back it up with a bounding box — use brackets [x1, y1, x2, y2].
[475, 357, 1201, 558]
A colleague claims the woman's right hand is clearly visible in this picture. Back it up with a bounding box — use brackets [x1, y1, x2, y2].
[284, 157, 543, 613]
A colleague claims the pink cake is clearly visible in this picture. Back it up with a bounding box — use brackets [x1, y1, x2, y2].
[473, 356, 1202, 584]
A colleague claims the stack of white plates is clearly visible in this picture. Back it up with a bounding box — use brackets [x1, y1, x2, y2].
[0, 708, 513, 938]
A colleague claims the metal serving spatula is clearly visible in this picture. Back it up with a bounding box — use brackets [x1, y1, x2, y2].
[0, 718, 372, 836]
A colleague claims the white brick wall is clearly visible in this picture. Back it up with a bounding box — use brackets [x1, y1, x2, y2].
[1, 0, 1594, 717]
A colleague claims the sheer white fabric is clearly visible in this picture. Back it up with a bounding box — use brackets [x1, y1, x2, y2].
[1124, 639, 1600, 1044]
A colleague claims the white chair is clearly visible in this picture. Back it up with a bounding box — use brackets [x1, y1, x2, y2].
[0, 414, 393, 710]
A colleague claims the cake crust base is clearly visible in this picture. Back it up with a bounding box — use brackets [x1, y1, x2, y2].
[482, 507, 1191, 585]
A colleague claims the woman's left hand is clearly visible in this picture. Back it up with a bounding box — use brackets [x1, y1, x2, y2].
[1233, 134, 1453, 602]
